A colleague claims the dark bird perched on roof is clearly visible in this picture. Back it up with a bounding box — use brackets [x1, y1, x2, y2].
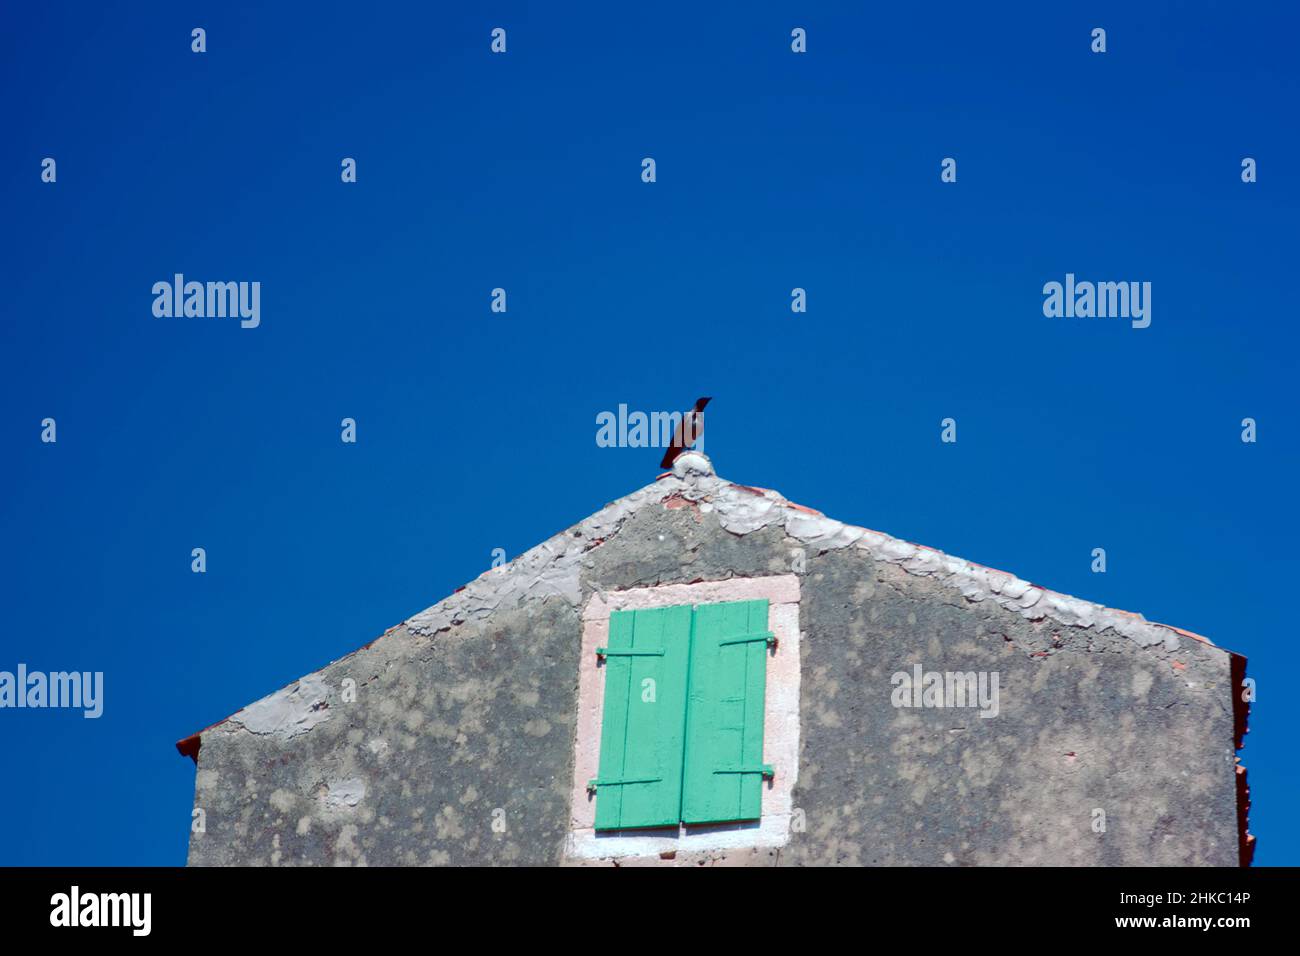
[659, 397, 711, 470]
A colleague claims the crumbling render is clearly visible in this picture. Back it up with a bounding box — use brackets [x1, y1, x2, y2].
[227, 674, 333, 740]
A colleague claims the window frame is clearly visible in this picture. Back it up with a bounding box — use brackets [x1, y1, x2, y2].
[567, 575, 802, 863]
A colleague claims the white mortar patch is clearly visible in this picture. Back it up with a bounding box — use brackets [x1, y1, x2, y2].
[323, 778, 366, 810]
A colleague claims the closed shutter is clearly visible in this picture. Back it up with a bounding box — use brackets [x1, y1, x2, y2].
[591, 604, 692, 830]
[681, 598, 773, 824]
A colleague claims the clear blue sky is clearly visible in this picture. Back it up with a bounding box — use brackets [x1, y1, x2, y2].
[1, 2, 1295, 865]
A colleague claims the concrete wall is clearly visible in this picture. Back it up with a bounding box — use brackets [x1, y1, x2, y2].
[185, 460, 1244, 866]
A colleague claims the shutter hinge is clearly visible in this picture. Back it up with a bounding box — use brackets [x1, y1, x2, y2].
[587, 776, 663, 793]
[595, 647, 665, 659]
[713, 764, 775, 780]
[718, 631, 777, 649]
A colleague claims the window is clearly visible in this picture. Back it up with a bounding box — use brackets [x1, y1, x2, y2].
[589, 599, 774, 830]
[567, 575, 800, 861]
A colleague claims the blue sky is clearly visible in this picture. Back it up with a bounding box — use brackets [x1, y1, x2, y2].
[1, 2, 1295, 865]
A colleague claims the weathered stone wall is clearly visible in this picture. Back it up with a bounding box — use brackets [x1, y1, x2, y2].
[787, 552, 1238, 866]
[189, 599, 582, 866]
[186, 466, 1241, 866]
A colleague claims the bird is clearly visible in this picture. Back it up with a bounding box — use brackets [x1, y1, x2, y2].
[660, 397, 711, 470]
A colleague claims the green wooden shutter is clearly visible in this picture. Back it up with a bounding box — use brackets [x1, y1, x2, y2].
[681, 598, 772, 825]
[591, 604, 692, 830]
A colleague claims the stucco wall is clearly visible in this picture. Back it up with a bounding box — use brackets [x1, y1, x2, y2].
[186, 468, 1242, 866]
[788, 552, 1238, 865]
[188, 598, 581, 866]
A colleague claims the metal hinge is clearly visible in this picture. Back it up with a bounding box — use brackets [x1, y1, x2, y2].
[713, 764, 775, 779]
[596, 647, 665, 659]
[587, 776, 663, 793]
[718, 631, 777, 649]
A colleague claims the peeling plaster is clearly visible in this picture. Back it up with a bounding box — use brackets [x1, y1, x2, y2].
[228, 675, 333, 740]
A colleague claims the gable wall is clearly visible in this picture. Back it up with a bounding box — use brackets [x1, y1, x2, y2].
[187, 483, 1240, 866]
